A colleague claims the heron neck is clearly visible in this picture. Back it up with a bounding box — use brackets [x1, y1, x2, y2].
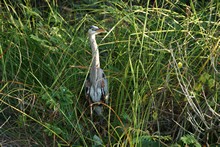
[90, 34, 100, 69]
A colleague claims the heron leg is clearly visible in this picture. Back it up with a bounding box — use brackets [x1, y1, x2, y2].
[85, 93, 93, 121]
[90, 102, 93, 121]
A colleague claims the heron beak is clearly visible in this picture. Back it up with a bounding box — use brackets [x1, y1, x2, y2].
[96, 28, 106, 33]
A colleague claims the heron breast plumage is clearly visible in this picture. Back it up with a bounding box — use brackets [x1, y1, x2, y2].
[90, 86, 102, 102]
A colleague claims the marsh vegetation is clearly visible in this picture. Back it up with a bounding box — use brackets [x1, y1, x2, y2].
[0, 0, 219, 146]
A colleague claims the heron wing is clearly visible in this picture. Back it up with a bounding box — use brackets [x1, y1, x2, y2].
[86, 69, 108, 103]
[85, 73, 91, 98]
[101, 72, 109, 104]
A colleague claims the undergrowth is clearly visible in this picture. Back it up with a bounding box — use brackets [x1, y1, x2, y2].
[0, 0, 219, 146]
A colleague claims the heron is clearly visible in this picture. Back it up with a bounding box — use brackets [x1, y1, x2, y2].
[85, 25, 108, 119]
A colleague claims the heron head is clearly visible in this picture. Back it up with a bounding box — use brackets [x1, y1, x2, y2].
[88, 25, 106, 35]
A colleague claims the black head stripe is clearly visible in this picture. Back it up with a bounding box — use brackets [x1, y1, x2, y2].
[90, 25, 99, 31]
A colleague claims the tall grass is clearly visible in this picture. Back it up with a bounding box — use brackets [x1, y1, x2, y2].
[0, 0, 219, 146]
